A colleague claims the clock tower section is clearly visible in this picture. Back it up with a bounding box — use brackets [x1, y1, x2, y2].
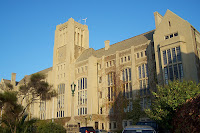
[52, 18, 89, 117]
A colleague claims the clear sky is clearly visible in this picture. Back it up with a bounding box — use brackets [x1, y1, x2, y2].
[0, 0, 199, 81]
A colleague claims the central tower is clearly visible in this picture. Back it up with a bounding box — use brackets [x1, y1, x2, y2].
[52, 18, 89, 118]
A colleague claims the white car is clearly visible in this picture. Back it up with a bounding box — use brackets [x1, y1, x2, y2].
[122, 125, 156, 133]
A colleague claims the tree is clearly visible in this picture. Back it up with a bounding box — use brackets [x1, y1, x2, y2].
[173, 94, 200, 133]
[125, 98, 144, 125]
[0, 73, 56, 133]
[145, 80, 200, 131]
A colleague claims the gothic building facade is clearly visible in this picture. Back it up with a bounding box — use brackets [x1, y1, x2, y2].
[1, 10, 200, 131]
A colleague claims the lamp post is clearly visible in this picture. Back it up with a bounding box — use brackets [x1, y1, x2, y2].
[65, 82, 79, 133]
[70, 82, 76, 121]
[71, 82, 76, 97]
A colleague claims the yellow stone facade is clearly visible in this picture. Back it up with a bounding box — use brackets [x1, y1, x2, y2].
[1, 10, 200, 131]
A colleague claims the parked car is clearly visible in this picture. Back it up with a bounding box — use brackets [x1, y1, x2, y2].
[122, 125, 156, 133]
[79, 127, 96, 133]
[136, 121, 158, 132]
[95, 129, 108, 133]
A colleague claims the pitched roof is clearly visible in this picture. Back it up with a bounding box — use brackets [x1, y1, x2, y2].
[18, 67, 52, 85]
[76, 30, 154, 62]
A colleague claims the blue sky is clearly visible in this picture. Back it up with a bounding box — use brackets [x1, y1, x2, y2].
[0, 0, 199, 81]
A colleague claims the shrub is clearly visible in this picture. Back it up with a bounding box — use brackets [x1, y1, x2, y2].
[37, 122, 66, 133]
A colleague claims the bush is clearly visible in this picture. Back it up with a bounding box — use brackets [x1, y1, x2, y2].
[37, 122, 66, 133]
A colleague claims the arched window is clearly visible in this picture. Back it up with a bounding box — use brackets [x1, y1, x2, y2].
[107, 72, 115, 101]
[77, 78, 87, 115]
[122, 68, 132, 99]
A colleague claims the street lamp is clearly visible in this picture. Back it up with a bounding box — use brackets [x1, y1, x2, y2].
[71, 82, 76, 96]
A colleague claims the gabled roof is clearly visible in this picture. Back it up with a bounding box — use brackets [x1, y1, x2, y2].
[76, 30, 154, 62]
[18, 67, 52, 85]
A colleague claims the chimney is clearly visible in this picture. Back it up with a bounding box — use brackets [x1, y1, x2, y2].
[104, 40, 110, 50]
[11, 73, 16, 86]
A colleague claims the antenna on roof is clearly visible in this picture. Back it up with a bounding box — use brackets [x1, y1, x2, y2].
[82, 18, 87, 25]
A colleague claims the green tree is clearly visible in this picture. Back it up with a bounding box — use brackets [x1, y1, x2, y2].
[0, 73, 56, 133]
[126, 98, 144, 125]
[145, 80, 200, 131]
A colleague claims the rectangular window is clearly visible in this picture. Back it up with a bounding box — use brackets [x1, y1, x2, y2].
[129, 83, 132, 98]
[169, 65, 173, 81]
[172, 48, 177, 63]
[176, 46, 181, 62]
[167, 49, 172, 64]
[173, 65, 178, 79]
[122, 70, 125, 81]
[83, 78, 85, 89]
[138, 66, 141, 79]
[178, 64, 183, 81]
[108, 87, 110, 101]
[164, 67, 168, 84]
[129, 68, 131, 81]
[163, 51, 167, 65]
[137, 53, 139, 58]
[142, 64, 145, 78]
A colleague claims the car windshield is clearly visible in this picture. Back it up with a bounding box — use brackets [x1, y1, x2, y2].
[123, 130, 154, 133]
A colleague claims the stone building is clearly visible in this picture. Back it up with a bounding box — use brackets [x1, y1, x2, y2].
[1, 10, 200, 131]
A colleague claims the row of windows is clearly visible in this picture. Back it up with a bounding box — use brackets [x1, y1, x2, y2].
[109, 121, 117, 129]
[162, 46, 183, 84]
[136, 51, 147, 59]
[121, 55, 131, 63]
[78, 90, 87, 105]
[162, 46, 181, 65]
[165, 32, 178, 40]
[122, 68, 131, 82]
[57, 110, 64, 118]
[78, 107, 87, 115]
[57, 64, 65, 71]
[77, 66, 88, 73]
[164, 64, 183, 84]
[78, 78, 87, 90]
[74, 31, 83, 46]
[106, 60, 115, 68]
[58, 84, 65, 94]
[57, 73, 65, 79]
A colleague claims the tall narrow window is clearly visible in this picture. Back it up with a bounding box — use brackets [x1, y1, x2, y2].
[78, 78, 87, 115]
[57, 83, 65, 118]
[122, 68, 132, 99]
[138, 64, 149, 97]
[107, 72, 115, 101]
